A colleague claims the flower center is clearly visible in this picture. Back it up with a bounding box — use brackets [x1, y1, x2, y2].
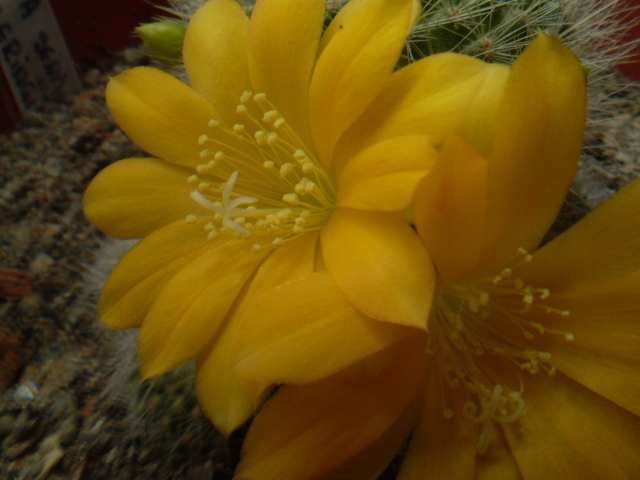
[185, 91, 336, 251]
[429, 248, 574, 453]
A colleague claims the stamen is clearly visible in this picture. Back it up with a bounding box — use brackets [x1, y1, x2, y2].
[431, 247, 575, 455]
[189, 91, 336, 248]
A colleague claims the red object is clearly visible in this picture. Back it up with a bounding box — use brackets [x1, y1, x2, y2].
[0, 69, 20, 132]
[50, 0, 170, 66]
[0, 0, 169, 132]
[616, 0, 640, 81]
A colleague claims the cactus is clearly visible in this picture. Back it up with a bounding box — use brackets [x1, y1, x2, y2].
[406, 0, 567, 64]
[324, 0, 637, 129]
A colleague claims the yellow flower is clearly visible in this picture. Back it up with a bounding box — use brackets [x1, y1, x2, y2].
[231, 35, 640, 479]
[83, 0, 508, 434]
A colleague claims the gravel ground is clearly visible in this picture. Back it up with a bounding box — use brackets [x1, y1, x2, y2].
[0, 45, 639, 480]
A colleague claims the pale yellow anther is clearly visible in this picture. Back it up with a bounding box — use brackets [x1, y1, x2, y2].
[280, 163, 294, 177]
[263, 160, 275, 169]
[277, 209, 292, 220]
[274, 118, 286, 128]
[538, 352, 552, 361]
[251, 243, 263, 252]
[185, 214, 197, 223]
[294, 149, 307, 160]
[240, 91, 253, 103]
[517, 247, 528, 256]
[207, 230, 219, 240]
[196, 165, 208, 174]
[564, 332, 574, 341]
[501, 268, 512, 278]
[267, 132, 278, 145]
[532, 322, 545, 334]
[539, 288, 550, 299]
[187, 175, 199, 184]
[479, 292, 490, 305]
[295, 178, 308, 194]
[233, 124, 245, 134]
[492, 275, 503, 285]
[198, 134, 209, 145]
[255, 130, 267, 144]
[304, 180, 317, 193]
[265, 214, 279, 225]
[198, 182, 211, 192]
[254, 92, 267, 102]
[301, 162, 314, 173]
[237, 104, 248, 114]
[263, 110, 278, 123]
[523, 292, 534, 305]
[199, 149, 209, 159]
[204, 222, 215, 232]
[207, 160, 217, 169]
[208, 119, 220, 128]
[469, 299, 480, 313]
[524, 254, 533, 263]
[283, 193, 299, 205]
[214, 151, 225, 161]
[272, 237, 284, 247]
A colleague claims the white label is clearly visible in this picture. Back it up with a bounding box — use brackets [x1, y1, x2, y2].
[0, 0, 82, 111]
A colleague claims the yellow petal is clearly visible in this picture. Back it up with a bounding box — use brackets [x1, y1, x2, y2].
[521, 177, 640, 307]
[195, 232, 318, 434]
[236, 337, 426, 480]
[321, 208, 434, 328]
[525, 306, 640, 417]
[504, 373, 640, 479]
[196, 322, 271, 436]
[235, 271, 412, 385]
[547, 338, 640, 417]
[248, 0, 324, 146]
[336, 135, 436, 211]
[398, 361, 476, 480]
[309, 0, 418, 166]
[98, 219, 215, 329]
[481, 34, 587, 271]
[183, 0, 251, 124]
[333, 54, 509, 172]
[413, 135, 490, 285]
[106, 67, 220, 168]
[83, 157, 207, 239]
[138, 241, 269, 379]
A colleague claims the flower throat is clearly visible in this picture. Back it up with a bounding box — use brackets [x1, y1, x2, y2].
[429, 248, 574, 454]
[185, 91, 336, 251]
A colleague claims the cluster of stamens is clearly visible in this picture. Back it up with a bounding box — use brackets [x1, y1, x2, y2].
[185, 91, 336, 250]
[430, 248, 574, 453]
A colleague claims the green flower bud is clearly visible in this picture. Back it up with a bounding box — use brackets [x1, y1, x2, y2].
[136, 19, 187, 66]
